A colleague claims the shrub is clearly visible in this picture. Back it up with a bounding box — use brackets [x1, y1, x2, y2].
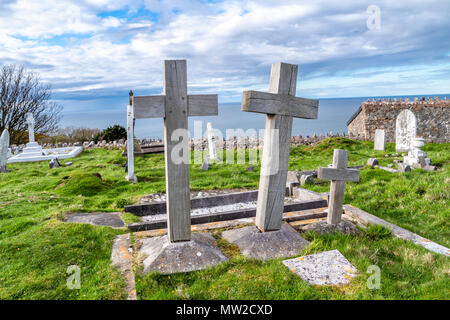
[94, 125, 127, 142]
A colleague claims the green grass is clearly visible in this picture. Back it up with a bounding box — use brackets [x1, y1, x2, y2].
[0, 138, 448, 300]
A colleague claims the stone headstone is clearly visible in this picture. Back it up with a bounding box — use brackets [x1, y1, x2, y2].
[403, 138, 431, 168]
[206, 122, 217, 161]
[26, 112, 35, 143]
[395, 109, 417, 152]
[0, 129, 10, 173]
[367, 158, 378, 167]
[201, 160, 210, 171]
[300, 174, 314, 186]
[374, 129, 386, 151]
[49, 157, 61, 169]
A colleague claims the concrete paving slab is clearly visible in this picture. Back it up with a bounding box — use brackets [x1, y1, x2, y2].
[283, 249, 358, 286]
[221, 223, 309, 260]
[139, 233, 228, 274]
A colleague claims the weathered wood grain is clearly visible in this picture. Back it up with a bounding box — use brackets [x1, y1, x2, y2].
[317, 167, 360, 181]
[133, 96, 165, 119]
[125, 104, 137, 182]
[324, 149, 352, 225]
[255, 62, 297, 231]
[163, 60, 191, 242]
[188, 94, 218, 116]
[242, 91, 318, 119]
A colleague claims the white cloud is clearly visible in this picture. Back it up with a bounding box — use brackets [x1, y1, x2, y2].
[0, 0, 449, 102]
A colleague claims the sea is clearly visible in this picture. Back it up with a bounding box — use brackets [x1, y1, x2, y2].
[59, 94, 448, 139]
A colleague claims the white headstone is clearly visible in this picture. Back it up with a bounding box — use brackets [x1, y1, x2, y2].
[26, 113, 35, 143]
[395, 110, 417, 152]
[0, 129, 10, 172]
[206, 122, 217, 161]
[374, 129, 385, 151]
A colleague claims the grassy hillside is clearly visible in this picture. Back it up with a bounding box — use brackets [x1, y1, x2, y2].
[0, 138, 448, 299]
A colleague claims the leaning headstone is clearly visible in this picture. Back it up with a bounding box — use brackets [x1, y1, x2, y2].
[222, 62, 318, 260]
[395, 109, 417, 152]
[0, 129, 10, 173]
[367, 158, 378, 167]
[49, 157, 61, 169]
[300, 174, 314, 186]
[374, 129, 386, 151]
[133, 60, 226, 273]
[283, 250, 357, 286]
[317, 149, 360, 225]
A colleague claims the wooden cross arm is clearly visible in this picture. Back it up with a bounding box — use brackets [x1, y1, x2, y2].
[241, 90, 318, 119]
[133, 94, 218, 119]
[317, 167, 360, 182]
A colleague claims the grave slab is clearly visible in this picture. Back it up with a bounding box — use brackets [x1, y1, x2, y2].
[65, 212, 124, 228]
[139, 233, 228, 274]
[222, 223, 309, 260]
[283, 249, 357, 286]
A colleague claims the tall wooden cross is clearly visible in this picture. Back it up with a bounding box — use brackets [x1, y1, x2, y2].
[242, 62, 319, 232]
[133, 60, 218, 242]
[317, 149, 360, 225]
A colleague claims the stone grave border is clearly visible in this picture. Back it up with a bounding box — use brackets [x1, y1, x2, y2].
[126, 188, 327, 231]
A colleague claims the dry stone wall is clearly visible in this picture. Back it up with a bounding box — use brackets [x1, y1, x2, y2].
[347, 97, 449, 143]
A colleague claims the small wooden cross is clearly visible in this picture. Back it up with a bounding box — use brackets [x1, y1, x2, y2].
[317, 149, 360, 225]
[133, 60, 218, 242]
[242, 62, 319, 232]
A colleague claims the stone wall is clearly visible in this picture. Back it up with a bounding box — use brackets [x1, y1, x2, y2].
[347, 97, 450, 143]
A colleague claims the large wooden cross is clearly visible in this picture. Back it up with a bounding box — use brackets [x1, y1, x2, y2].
[317, 149, 360, 224]
[242, 62, 319, 232]
[133, 60, 218, 242]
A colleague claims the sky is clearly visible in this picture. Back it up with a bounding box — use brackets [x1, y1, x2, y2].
[0, 0, 449, 125]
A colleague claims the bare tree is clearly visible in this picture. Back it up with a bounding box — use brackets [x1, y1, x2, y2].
[0, 64, 62, 144]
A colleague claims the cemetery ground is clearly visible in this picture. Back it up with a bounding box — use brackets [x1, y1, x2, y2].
[0, 138, 448, 300]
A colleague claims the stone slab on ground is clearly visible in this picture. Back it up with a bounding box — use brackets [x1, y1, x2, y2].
[283, 249, 358, 286]
[111, 234, 137, 300]
[302, 219, 361, 235]
[139, 233, 228, 274]
[65, 212, 124, 228]
[344, 205, 450, 257]
[222, 223, 309, 260]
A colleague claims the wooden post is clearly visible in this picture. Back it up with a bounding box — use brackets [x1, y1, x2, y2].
[317, 149, 360, 225]
[163, 60, 191, 242]
[126, 104, 137, 182]
[242, 62, 319, 232]
[131, 60, 218, 242]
